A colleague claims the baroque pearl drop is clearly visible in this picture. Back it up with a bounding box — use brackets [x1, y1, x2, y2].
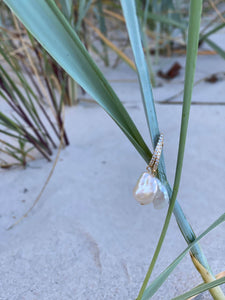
[133, 171, 158, 205]
[153, 179, 169, 209]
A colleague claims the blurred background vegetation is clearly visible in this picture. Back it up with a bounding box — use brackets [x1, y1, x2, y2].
[0, 0, 224, 167]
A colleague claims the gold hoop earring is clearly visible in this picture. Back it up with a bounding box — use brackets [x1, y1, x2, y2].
[133, 134, 169, 209]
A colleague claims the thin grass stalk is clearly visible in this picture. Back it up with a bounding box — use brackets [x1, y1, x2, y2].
[139, 0, 225, 298]
[35, 48, 69, 146]
[0, 130, 27, 142]
[95, 0, 109, 66]
[142, 0, 155, 86]
[0, 31, 63, 160]
[16, 61, 61, 145]
[120, 1, 225, 299]
[200, 9, 225, 35]
[1, 80, 52, 155]
[0, 39, 57, 153]
[200, 23, 225, 42]
[12, 61, 58, 149]
[22, 63, 44, 100]
[204, 38, 225, 60]
[68, 78, 78, 105]
[154, 5, 161, 64]
[47, 0, 75, 107]
[30, 48, 65, 141]
[76, 0, 92, 33]
[141, 214, 225, 299]
[21, 28, 63, 132]
[0, 67, 52, 155]
[11, 17, 53, 133]
[172, 275, 225, 300]
[85, 18, 136, 70]
[0, 111, 51, 161]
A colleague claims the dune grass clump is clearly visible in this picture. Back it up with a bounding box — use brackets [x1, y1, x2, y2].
[0, 14, 70, 166]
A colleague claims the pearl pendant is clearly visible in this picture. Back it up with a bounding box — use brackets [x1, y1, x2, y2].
[153, 180, 169, 209]
[133, 171, 168, 208]
[133, 133, 168, 208]
[133, 171, 158, 205]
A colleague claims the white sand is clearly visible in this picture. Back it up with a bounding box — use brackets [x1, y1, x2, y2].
[1, 41, 225, 299]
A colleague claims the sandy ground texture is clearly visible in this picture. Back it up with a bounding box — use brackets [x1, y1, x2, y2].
[1, 38, 225, 299]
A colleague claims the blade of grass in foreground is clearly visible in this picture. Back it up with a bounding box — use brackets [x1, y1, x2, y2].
[120, 0, 159, 148]
[58, 0, 73, 22]
[170, 0, 203, 234]
[120, 2, 221, 299]
[3, 0, 152, 163]
[204, 38, 225, 60]
[200, 22, 225, 42]
[172, 277, 225, 300]
[142, 213, 225, 299]
[140, 0, 225, 298]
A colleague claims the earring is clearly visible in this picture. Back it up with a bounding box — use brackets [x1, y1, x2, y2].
[133, 134, 169, 209]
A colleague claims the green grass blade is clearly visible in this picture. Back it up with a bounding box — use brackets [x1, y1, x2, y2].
[94, 0, 109, 66]
[76, 0, 92, 32]
[134, 1, 203, 298]
[147, 0, 203, 285]
[3, 0, 152, 162]
[122, 1, 213, 298]
[147, 12, 187, 30]
[120, 0, 159, 147]
[0, 46, 46, 134]
[148, 1, 225, 299]
[199, 22, 225, 60]
[0, 111, 21, 131]
[172, 277, 225, 300]
[142, 213, 225, 299]
[58, 0, 73, 21]
[0, 129, 27, 141]
[171, 0, 203, 214]
[205, 38, 225, 60]
[142, 0, 155, 87]
[200, 22, 225, 41]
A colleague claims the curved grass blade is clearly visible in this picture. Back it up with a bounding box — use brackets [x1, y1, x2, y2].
[147, 12, 187, 30]
[142, 0, 155, 87]
[150, 1, 224, 298]
[3, 0, 152, 163]
[139, 1, 204, 296]
[172, 277, 225, 300]
[120, 1, 217, 299]
[76, 0, 92, 32]
[94, 0, 109, 66]
[120, 0, 160, 148]
[200, 22, 225, 41]
[200, 22, 225, 60]
[170, 0, 203, 222]
[58, 0, 73, 21]
[142, 213, 225, 299]
[204, 38, 225, 60]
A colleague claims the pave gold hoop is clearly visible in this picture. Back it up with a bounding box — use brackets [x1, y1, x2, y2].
[147, 133, 164, 175]
[133, 133, 168, 208]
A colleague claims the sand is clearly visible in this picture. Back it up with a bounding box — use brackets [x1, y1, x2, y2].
[1, 35, 225, 299]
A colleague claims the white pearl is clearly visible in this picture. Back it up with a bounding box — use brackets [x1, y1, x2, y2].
[153, 179, 169, 209]
[133, 171, 158, 205]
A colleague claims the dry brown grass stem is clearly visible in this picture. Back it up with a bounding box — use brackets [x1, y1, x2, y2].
[190, 253, 225, 300]
[85, 18, 136, 70]
[209, 0, 225, 23]
[103, 8, 125, 22]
